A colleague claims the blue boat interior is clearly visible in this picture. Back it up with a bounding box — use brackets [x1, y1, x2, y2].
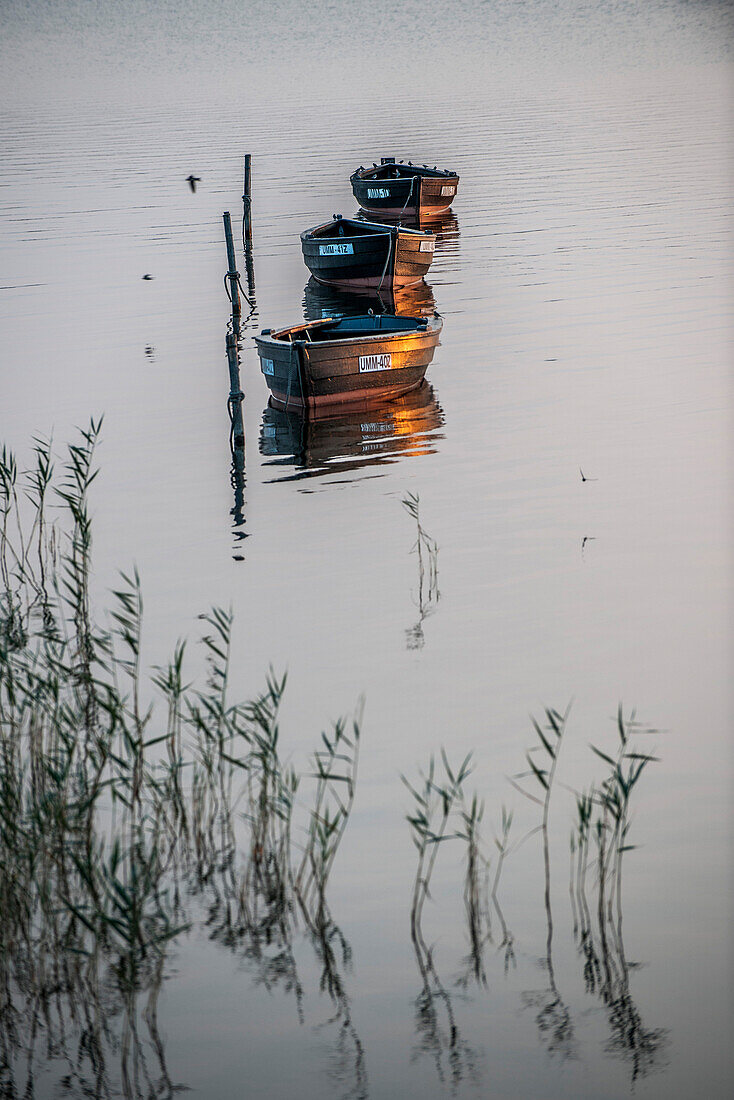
[265, 315, 430, 342]
[309, 219, 389, 238]
[355, 163, 454, 181]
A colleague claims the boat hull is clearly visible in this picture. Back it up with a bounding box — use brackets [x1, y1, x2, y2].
[351, 170, 459, 219]
[254, 317, 442, 411]
[301, 222, 435, 290]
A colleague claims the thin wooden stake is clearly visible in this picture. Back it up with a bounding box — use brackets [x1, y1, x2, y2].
[223, 211, 241, 326]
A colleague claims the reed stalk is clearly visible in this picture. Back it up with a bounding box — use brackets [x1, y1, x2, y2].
[0, 423, 367, 1096]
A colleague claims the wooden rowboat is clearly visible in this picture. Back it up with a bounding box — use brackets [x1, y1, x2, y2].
[300, 215, 435, 290]
[351, 159, 459, 219]
[254, 314, 442, 411]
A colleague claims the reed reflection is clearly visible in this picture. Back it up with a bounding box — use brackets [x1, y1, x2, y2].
[571, 711, 669, 1082]
[403, 754, 479, 1089]
[0, 428, 366, 1097]
[303, 275, 437, 322]
[259, 382, 444, 482]
[506, 706, 668, 1076]
[488, 807, 517, 975]
[456, 794, 490, 989]
[512, 707, 576, 1059]
[1, 425, 672, 1097]
[311, 917, 368, 1100]
[402, 492, 440, 651]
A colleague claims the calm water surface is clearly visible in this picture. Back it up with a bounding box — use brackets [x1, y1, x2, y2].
[1, 2, 732, 1097]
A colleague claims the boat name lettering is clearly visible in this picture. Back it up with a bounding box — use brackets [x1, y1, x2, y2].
[419, 239, 436, 252]
[441, 185, 455, 196]
[319, 243, 354, 256]
[359, 353, 392, 373]
[367, 188, 390, 198]
[262, 358, 275, 375]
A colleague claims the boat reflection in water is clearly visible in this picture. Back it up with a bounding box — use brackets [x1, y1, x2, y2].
[259, 381, 444, 481]
[355, 208, 459, 254]
[303, 276, 436, 323]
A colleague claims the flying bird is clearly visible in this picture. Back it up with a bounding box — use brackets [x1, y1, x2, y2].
[579, 467, 597, 482]
[186, 174, 201, 193]
[142, 274, 154, 280]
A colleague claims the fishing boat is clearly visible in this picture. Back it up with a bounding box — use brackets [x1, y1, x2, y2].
[254, 313, 442, 411]
[300, 215, 435, 290]
[350, 159, 459, 218]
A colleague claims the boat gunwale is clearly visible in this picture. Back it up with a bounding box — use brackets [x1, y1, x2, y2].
[350, 164, 458, 182]
[256, 315, 442, 349]
[301, 217, 435, 243]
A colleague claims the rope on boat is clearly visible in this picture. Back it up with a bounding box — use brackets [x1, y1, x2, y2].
[377, 228, 394, 296]
[283, 340, 295, 413]
[301, 343, 312, 410]
[397, 175, 416, 225]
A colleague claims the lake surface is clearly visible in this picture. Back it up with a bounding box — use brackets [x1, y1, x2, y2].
[1, 2, 732, 1097]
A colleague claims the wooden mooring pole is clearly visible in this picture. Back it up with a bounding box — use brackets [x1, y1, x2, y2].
[242, 154, 256, 300]
[223, 211, 241, 330]
[221, 206, 247, 549]
[222, 210, 245, 450]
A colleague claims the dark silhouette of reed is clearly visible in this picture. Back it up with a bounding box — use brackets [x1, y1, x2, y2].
[0, 424, 365, 1098]
[490, 806, 516, 972]
[570, 707, 668, 1082]
[456, 791, 490, 987]
[511, 706, 576, 1060]
[402, 752, 479, 1087]
[1, 425, 673, 1096]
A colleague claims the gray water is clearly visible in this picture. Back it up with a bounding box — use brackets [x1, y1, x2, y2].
[1, 2, 733, 1097]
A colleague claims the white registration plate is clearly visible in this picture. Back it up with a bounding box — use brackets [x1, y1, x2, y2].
[441, 185, 455, 196]
[261, 358, 274, 376]
[367, 188, 389, 199]
[359, 353, 392, 373]
[319, 243, 353, 255]
[419, 239, 435, 252]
